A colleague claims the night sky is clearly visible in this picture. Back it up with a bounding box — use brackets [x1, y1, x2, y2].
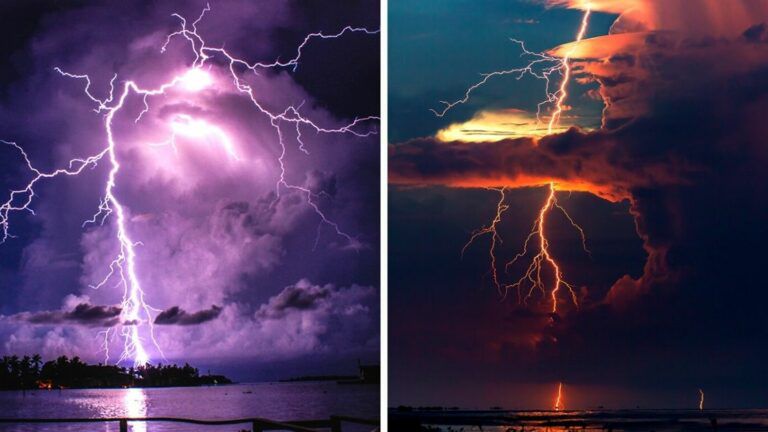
[389, 0, 768, 409]
[0, 0, 379, 381]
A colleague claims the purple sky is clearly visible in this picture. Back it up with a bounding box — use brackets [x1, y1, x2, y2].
[0, 0, 379, 380]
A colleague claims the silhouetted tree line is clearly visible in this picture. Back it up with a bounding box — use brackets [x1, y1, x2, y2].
[0, 355, 232, 390]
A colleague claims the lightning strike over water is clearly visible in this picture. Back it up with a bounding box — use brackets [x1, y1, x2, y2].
[554, 382, 564, 411]
[444, 7, 594, 314]
[0, 4, 378, 367]
[699, 389, 705, 410]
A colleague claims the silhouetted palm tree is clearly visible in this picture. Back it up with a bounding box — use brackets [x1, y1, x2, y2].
[0, 354, 230, 389]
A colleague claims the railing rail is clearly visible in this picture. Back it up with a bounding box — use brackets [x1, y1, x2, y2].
[0, 415, 379, 432]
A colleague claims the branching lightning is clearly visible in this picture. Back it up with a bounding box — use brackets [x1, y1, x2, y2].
[461, 188, 510, 296]
[431, 8, 592, 135]
[507, 182, 589, 312]
[0, 4, 378, 366]
[548, 7, 591, 133]
[446, 7, 593, 314]
[465, 183, 589, 313]
[160, 4, 378, 248]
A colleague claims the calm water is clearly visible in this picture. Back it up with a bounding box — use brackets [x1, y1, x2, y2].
[391, 408, 768, 431]
[0, 382, 378, 431]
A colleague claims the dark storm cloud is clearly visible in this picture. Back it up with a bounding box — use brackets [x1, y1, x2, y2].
[742, 23, 768, 42]
[390, 127, 692, 202]
[392, 26, 768, 304]
[154, 305, 222, 326]
[304, 170, 338, 197]
[0, 0, 379, 373]
[390, 18, 768, 407]
[256, 279, 332, 319]
[12, 303, 122, 327]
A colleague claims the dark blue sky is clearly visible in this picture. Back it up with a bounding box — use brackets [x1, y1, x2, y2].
[389, 0, 616, 142]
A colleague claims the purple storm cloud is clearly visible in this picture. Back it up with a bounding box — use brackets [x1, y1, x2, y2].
[0, 0, 380, 371]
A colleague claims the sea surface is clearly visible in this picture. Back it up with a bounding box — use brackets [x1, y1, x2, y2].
[0, 382, 378, 431]
[391, 408, 768, 431]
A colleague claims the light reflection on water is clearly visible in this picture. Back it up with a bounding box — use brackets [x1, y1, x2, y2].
[0, 382, 378, 432]
[123, 388, 147, 432]
[403, 409, 768, 432]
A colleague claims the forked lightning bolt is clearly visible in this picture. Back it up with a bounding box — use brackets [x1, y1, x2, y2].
[431, 8, 591, 135]
[161, 4, 378, 248]
[0, 4, 378, 366]
[461, 188, 510, 296]
[506, 182, 589, 313]
[447, 8, 593, 313]
[548, 7, 591, 133]
[465, 183, 589, 313]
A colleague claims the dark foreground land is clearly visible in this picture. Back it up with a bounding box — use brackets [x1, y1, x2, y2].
[280, 363, 381, 385]
[0, 355, 232, 390]
[390, 408, 768, 431]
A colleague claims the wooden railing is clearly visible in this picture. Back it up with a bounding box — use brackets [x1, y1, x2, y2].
[0, 415, 379, 432]
[391, 408, 768, 431]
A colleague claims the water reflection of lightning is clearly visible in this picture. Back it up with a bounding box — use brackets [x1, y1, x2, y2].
[0, 4, 378, 366]
[447, 8, 593, 313]
[554, 382, 564, 411]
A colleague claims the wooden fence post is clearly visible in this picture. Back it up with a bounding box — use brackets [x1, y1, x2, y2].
[330, 416, 342, 432]
[251, 420, 263, 432]
[119, 419, 128, 432]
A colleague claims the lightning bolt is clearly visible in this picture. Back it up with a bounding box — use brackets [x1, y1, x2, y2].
[464, 183, 589, 313]
[1, 4, 378, 366]
[554, 382, 564, 411]
[506, 182, 589, 313]
[461, 188, 510, 297]
[430, 38, 566, 126]
[161, 4, 379, 248]
[446, 7, 593, 314]
[431, 8, 592, 134]
[547, 7, 591, 134]
[699, 389, 705, 410]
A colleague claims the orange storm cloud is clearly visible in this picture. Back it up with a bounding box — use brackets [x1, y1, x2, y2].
[546, 0, 768, 38]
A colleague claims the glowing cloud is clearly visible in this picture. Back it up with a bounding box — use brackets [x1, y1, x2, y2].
[546, 0, 768, 38]
[180, 68, 213, 92]
[436, 109, 572, 142]
[166, 114, 239, 160]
